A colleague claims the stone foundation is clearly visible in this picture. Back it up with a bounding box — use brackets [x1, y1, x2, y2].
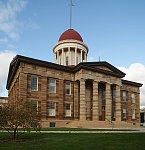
[41, 120, 140, 129]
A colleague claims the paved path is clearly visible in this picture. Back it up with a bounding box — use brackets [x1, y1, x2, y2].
[1, 128, 145, 134]
[37, 128, 145, 133]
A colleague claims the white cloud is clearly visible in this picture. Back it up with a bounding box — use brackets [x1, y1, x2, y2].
[0, 50, 16, 96]
[0, 38, 8, 43]
[0, 0, 27, 40]
[118, 63, 145, 107]
[7, 44, 16, 49]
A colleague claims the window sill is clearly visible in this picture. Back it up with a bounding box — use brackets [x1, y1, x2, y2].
[31, 90, 38, 92]
[49, 92, 56, 94]
[66, 94, 71, 96]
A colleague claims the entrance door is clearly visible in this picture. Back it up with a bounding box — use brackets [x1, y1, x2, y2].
[102, 106, 105, 121]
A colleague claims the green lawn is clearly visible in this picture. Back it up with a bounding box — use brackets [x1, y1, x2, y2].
[0, 132, 145, 150]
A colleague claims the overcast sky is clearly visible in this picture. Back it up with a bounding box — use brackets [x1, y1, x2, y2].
[0, 0, 145, 107]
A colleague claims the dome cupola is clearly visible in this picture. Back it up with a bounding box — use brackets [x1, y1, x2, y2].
[53, 29, 88, 66]
[59, 29, 83, 42]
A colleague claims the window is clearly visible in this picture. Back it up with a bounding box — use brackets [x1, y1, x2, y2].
[66, 81, 71, 95]
[66, 56, 68, 66]
[60, 58, 61, 65]
[49, 102, 55, 116]
[31, 76, 38, 91]
[113, 88, 116, 100]
[123, 108, 126, 119]
[102, 89, 106, 100]
[132, 108, 135, 119]
[76, 57, 78, 65]
[123, 91, 126, 101]
[31, 100, 38, 112]
[66, 104, 71, 117]
[49, 79, 56, 93]
[112, 106, 116, 118]
[131, 93, 135, 103]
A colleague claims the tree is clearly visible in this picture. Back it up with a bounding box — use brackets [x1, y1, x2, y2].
[0, 98, 41, 139]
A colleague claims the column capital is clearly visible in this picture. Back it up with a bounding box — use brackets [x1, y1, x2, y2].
[80, 78, 86, 83]
[94, 80, 99, 83]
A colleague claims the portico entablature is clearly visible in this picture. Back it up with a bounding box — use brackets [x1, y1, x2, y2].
[75, 71, 122, 86]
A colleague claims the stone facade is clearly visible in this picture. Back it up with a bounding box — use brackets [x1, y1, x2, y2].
[6, 56, 142, 128]
[0, 97, 8, 107]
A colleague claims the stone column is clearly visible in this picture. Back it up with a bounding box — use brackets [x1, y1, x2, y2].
[116, 85, 121, 121]
[75, 47, 77, 65]
[68, 47, 71, 65]
[92, 80, 99, 120]
[80, 79, 86, 120]
[105, 83, 111, 121]
[57, 50, 59, 64]
[62, 48, 64, 65]
[81, 50, 82, 62]
[54, 53, 56, 64]
[84, 53, 87, 62]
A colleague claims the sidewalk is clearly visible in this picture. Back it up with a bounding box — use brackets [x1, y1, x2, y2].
[1, 128, 145, 134]
[37, 128, 145, 133]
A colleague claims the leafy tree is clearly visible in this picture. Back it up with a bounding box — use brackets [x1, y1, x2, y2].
[0, 99, 41, 139]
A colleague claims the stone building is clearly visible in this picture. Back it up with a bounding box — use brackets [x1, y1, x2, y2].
[6, 29, 143, 128]
[0, 97, 8, 107]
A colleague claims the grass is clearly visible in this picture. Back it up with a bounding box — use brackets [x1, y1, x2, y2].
[0, 132, 145, 150]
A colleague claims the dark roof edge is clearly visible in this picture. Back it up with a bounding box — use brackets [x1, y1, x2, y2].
[6, 55, 74, 90]
[74, 64, 125, 78]
[79, 61, 126, 76]
[0, 97, 8, 99]
[122, 79, 143, 87]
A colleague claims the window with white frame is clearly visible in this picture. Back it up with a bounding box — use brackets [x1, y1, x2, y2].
[66, 81, 71, 95]
[132, 108, 135, 119]
[131, 93, 135, 103]
[49, 102, 55, 116]
[66, 104, 71, 117]
[31, 76, 38, 91]
[32, 100, 38, 111]
[112, 88, 116, 100]
[123, 91, 126, 101]
[102, 88, 106, 100]
[66, 56, 68, 66]
[123, 108, 126, 119]
[49, 79, 56, 93]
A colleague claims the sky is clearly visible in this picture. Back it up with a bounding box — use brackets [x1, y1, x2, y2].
[0, 0, 145, 107]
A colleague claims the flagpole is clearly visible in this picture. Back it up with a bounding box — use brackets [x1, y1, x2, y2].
[70, 0, 72, 29]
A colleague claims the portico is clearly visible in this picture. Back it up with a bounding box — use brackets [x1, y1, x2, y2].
[76, 70, 122, 122]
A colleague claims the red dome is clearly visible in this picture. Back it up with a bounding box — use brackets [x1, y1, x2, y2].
[59, 29, 83, 42]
